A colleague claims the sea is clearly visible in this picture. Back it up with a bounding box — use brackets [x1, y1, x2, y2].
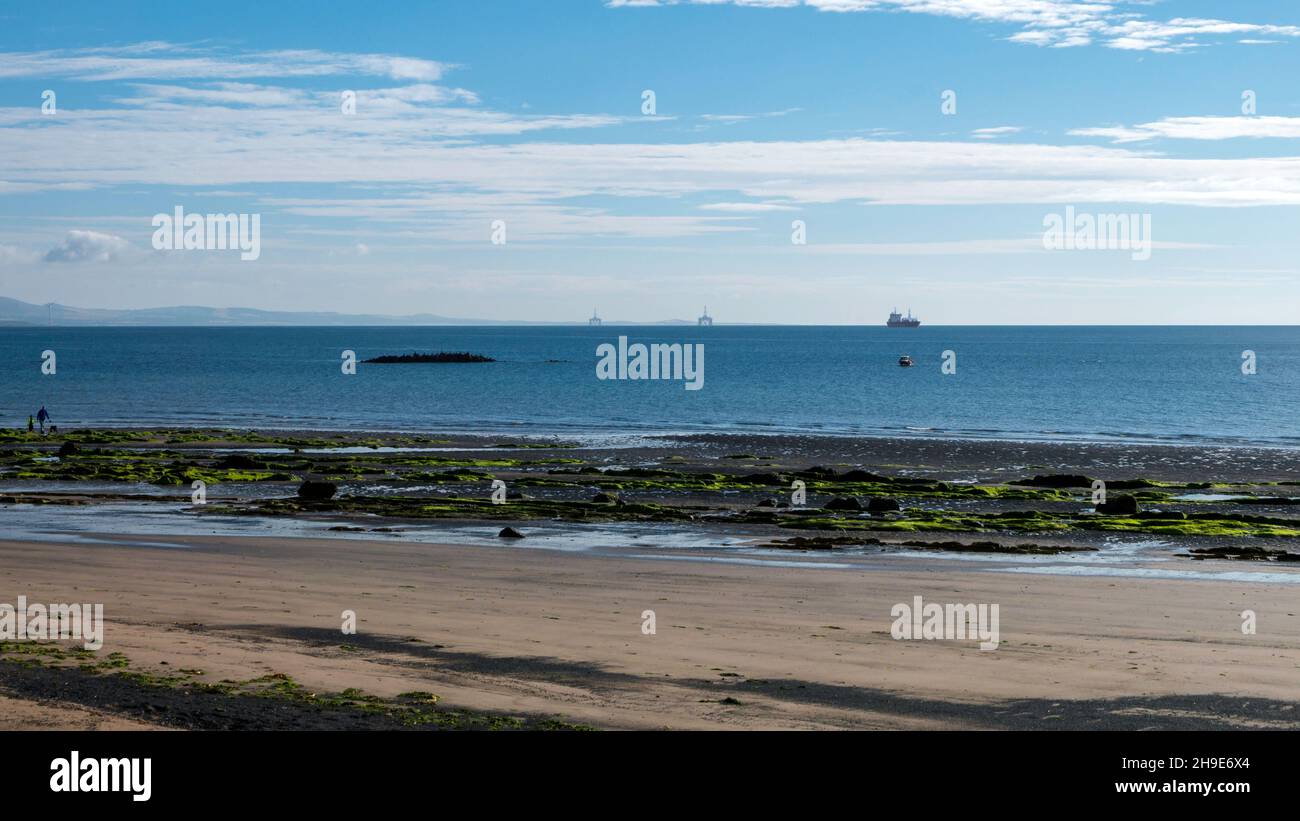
[1, 325, 1296, 448]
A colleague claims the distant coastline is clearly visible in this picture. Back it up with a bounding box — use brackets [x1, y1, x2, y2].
[6, 298, 1300, 328]
[0, 296, 717, 328]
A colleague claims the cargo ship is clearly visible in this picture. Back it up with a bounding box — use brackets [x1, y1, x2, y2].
[887, 309, 920, 328]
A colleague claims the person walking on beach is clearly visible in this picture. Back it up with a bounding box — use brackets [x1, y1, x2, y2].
[36, 405, 50, 434]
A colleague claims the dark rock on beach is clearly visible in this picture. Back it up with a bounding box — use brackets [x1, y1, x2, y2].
[498, 527, 525, 539]
[794, 466, 839, 479]
[760, 535, 1095, 555]
[839, 469, 888, 482]
[866, 497, 901, 513]
[900, 539, 1097, 555]
[1106, 479, 1163, 490]
[1096, 494, 1140, 515]
[297, 480, 338, 501]
[824, 496, 864, 512]
[592, 492, 617, 503]
[56, 441, 79, 457]
[735, 472, 784, 485]
[1011, 474, 1095, 488]
[607, 467, 685, 478]
[1184, 546, 1300, 562]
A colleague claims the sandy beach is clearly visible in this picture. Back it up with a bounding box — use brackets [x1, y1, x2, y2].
[3, 526, 1299, 730]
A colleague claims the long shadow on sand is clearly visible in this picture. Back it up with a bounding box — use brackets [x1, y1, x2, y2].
[219, 623, 1300, 730]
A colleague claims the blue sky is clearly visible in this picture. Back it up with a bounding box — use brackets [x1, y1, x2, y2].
[1, 0, 1298, 323]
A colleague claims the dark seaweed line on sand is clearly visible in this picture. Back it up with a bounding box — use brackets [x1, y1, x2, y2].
[0, 658, 581, 731]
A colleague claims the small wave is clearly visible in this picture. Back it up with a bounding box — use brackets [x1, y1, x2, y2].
[993, 565, 1300, 584]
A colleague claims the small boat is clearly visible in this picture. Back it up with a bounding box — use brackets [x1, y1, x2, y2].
[898, 355, 913, 367]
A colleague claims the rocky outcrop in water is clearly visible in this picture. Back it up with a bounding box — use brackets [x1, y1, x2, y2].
[1096, 494, 1140, 515]
[1011, 474, 1095, 488]
[297, 480, 338, 501]
[824, 496, 864, 512]
[362, 352, 495, 364]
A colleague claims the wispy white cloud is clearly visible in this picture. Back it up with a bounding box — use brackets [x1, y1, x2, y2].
[0, 95, 629, 141]
[971, 126, 1023, 139]
[608, 1, 1300, 52]
[0, 43, 448, 81]
[266, 193, 754, 240]
[0, 181, 93, 194]
[796, 238, 1221, 255]
[117, 82, 311, 107]
[1071, 116, 1300, 143]
[699, 202, 800, 212]
[698, 108, 800, 124]
[6, 103, 1297, 211]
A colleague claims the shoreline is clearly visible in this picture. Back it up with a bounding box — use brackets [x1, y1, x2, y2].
[10, 422, 1300, 452]
[10, 424, 1300, 468]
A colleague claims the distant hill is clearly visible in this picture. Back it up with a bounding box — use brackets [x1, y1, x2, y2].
[0, 297, 702, 327]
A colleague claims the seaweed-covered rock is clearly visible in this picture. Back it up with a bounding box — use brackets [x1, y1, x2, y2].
[1011, 474, 1095, 488]
[498, 526, 525, 539]
[56, 441, 79, 457]
[756, 498, 778, 507]
[219, 453, 264, 469]
[297, 480, 338, 501]
[1107, 479, 1162, 490]
[794, 466, 839, 479]
[839, 469, 888, 482]
[866, 497, 901, 513]
[1096, 494, 1139, 515]
[824, 496, 864, 512]
[592, 492, 617, 503]
[1185, 546, 1299, 562]
[735, 472, 784, 485]
[607, 467, 684, 478]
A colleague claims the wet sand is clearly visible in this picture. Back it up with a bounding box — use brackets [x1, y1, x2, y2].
[662, 432, 1300, 483]
[2, 531, 1298, 730]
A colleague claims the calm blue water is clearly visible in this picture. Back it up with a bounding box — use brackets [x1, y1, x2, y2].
[0, 326, 1295, 447]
